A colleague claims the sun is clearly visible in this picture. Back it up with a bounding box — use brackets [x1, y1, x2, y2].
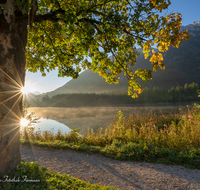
[20, 81, 37, 94]
[21, 87, 29, 94]
[20, 118, 29, 127]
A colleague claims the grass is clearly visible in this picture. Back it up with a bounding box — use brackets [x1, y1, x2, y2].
[16, 102, 200, 189]
[28, 103, 193, 134]
[0, 160, 117, 190]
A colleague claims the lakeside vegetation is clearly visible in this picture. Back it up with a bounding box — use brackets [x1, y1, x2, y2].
[20, 102, 200, 170]
[1, 160, 116, 190]
[29, 82, 200, 107]
[11, 91, 200, 189]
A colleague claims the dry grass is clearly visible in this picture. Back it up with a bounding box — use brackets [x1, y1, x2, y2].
[27, 103, 193, 135]
[23, 102, 200, 153]
[20, 103, 200, 169]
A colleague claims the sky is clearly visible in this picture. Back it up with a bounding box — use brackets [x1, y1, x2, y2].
[25, 0, 200, 94]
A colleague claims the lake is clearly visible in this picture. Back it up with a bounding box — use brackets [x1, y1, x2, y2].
[28, 118, 72, 134]
[25, 116, 115, 135]
[27, 102, 197, 135]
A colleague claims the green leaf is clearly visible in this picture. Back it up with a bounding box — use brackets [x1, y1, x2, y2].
[26, 0, 188, 99]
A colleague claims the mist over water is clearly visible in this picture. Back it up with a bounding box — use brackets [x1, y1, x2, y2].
[28, 116, 114, 135]
[27, 103, 195, 135]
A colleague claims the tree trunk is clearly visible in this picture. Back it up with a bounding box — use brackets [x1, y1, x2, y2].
[0, 0, 27, 177]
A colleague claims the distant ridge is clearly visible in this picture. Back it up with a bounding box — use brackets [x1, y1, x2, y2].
[44, 52, 152, 97]
[30, 91, 41, 95]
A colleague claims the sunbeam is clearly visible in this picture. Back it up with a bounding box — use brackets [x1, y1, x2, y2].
[24, 92, 43, 107]
[0, 81, 22, 91]
[0, 90, 21, 94]
[0, 127, 20, 159]
[0, 68, 22, 89]
[0, 91, 22, 104]
[0, 123, 21, 138]
[0, 93, 23, 126]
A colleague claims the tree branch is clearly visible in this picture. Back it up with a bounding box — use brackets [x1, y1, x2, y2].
[76, 0, 117, 16]
[77, 18, 100, 25]
[33, 9, 65, 23]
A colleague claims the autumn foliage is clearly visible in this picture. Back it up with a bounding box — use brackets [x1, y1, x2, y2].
[26, 0, 189, 98]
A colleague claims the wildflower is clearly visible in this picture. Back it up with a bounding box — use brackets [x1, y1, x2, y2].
[188, 115, 193, 119]
[163, 124, 167, 128]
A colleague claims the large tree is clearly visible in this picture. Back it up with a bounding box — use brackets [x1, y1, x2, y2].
[0, 0, 189, 176]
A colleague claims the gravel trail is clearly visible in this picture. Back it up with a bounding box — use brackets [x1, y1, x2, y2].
[21, 145, 200, 190]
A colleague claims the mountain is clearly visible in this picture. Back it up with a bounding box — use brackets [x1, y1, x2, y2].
[35, 21, 200, 99]
[23, 91, 41, 106]
[30, 91, 41, 96]
[45, 70, 128, 97]
[23, 91, 41, 99]
[43, 52, 152, 97]
[163, 21, 200, 75]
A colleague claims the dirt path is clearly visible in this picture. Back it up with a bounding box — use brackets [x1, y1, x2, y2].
[21, 145, 200, 190]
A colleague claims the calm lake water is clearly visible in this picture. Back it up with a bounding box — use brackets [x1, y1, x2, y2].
[27, 102, 198, 135]
[29, 118, 72, 135]
[27, 116, 114, 135]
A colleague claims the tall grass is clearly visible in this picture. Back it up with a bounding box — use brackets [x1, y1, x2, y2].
[21, 103, 200, 153]
[20, 103, 200, 170]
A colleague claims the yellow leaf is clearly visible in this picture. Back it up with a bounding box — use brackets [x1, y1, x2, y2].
[154, 39, 158, 43]
[144, 53, 149, 59]
[149, 54, 156, 62]
[161, 65, 165, 70]
[166, 16, 170, 21]
[158, 53, 163, 61]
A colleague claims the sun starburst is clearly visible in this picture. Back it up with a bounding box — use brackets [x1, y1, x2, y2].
[20, 118, 29, 127]
[21, 87, 29, 94]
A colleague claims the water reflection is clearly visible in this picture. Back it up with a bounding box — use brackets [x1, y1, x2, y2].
[31, 118, 71, 135]
[29, 116, 114, 135]
[27, 103, 195, 136]
[53, 115, 115, 135]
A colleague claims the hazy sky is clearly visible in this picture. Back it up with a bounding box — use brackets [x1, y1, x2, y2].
[25, 1, 200, 94]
